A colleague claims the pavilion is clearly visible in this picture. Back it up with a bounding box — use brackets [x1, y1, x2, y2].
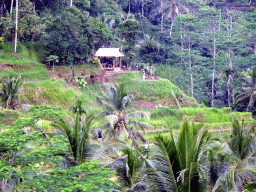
[95, 48, 124, 69]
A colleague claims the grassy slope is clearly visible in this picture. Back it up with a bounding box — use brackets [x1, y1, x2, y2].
[0, 43, 49, 81]
[0, 45, 253, 133]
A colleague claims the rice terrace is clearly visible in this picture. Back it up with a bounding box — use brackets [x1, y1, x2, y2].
[1, 0, 256, 191]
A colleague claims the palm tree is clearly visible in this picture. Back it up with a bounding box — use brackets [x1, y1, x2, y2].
[146, 121, 210, 192]
[167, 0, 189, 37]
[72, 99, 87, 121]
[236, 67, 256, 111]
[0, 75, 22, 109]
[212, 119, 256, 192]
[92, 139, 151, 190]
[53, 112, 94, 165]
[96, 83, 153, 148]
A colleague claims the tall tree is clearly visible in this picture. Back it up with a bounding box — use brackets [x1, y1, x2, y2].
[175, 14, 202, 98]
[198, 7, 221, 107]
[118, 18, 140, 65]
[14, 0, 18, 53]
[236, 67, 256, 111]
[44, 7, 94, 64]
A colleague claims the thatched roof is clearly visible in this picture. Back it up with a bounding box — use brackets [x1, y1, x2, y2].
[95, 48, 124, 57]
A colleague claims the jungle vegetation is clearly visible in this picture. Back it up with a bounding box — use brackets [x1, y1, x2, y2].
[1, 0, 256, 191]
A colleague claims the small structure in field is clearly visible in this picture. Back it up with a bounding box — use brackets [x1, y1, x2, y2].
[95, 48, 124, 70]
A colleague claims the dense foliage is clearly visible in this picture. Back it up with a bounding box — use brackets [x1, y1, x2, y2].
[1, 0, 256, 111]
[1, 0, 256, 191]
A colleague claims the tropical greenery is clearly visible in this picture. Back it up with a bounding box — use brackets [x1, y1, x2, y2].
[0, 75, 22, 109]
[1, 0, 256, 191]
[96, 83, 153, 148]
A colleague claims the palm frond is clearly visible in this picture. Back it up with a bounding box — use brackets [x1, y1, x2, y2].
[145, 135, 179, 191]
[145, 158, 178, 192]
[213, 168, 256, 192]
[106, 115, 118, 129]
[96, 97, 114, 114]
[121, 96, 131, 110]
[108, 85, 117, 107]
[79, 113, 94, 161]
[52, 119, 74, 159]
[126, 111, 150, 120]
[92, 140, 129, 161]
[127, 120, 154, 131]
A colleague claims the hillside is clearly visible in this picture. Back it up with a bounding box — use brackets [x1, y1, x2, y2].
[0, 46, 252, 135]
[1, 0, 256, 113]
[1, 1, 256, 191]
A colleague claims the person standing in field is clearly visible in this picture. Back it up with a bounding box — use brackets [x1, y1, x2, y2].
[37, 117, 42, 132]
[98, 128, 102, 143]
[135, 62, 139, 71]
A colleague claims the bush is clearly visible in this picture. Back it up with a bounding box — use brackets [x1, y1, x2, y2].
[88, 57, 102, 68]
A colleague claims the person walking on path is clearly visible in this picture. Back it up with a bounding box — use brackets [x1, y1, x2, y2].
[98, 128, 102, 143]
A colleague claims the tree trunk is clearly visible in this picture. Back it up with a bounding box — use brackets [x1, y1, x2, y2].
[141, 0, 144, 16]
[161, 0, 163, 33]
[10, 0, 14, 17]
[254, 41, 256, 54]
[180, 17, 183, 65]
[128, 0, 131, 14]
[33, 0, 35, 12]
[231, 88, 234, 106]
[70, 0, 73, 7]
[227, 49, 232, 107]
[189, 45, 193, 98]
[226, 13, 233, 107]
[172, 90, 181, 109]
[211, 35, 216, 107]
[139, 9, 145, 38]
[14, 0, 18, 53]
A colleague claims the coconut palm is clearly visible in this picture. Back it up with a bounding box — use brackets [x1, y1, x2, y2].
[92, 138, 152, 191]
[96, 83, 153, 148]
[0, 75, 22, 109]
[53, 112, 94, 165]
[236, 67, 256, 111]
[72, 99, 87, 122]
[167, 0, 189, 37]
[146, 121, 210, 192]
[212, 119, 256, 192]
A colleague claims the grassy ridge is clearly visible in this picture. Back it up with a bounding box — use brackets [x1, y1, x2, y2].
[113, 72, 197, 107]
[0, 43, 49, 81]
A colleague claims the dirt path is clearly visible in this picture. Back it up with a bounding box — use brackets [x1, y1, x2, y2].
[0, 63, 13, 70]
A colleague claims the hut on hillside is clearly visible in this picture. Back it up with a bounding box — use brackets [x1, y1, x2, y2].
[95, 48, 124, 70]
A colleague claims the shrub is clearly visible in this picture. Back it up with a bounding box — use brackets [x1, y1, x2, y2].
[88, 57, 102, 68]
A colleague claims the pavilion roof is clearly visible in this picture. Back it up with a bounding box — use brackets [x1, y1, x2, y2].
[95, 48, 124, 57]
